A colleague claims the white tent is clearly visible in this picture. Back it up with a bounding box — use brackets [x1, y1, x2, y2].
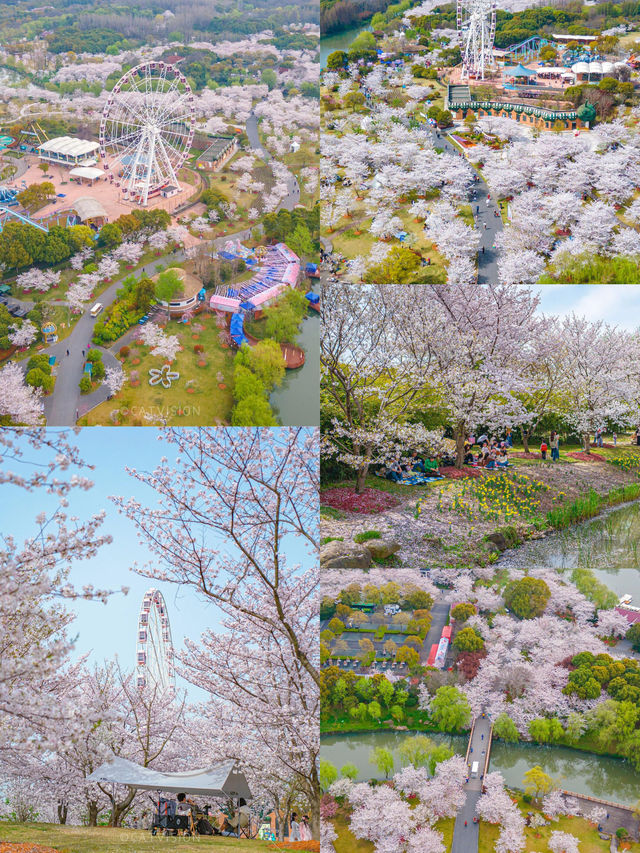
[88, 757, 252, 799]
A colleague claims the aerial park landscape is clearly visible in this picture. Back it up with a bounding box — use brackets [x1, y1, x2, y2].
[320, 0, 640, 284]
[319, 568, 640, 853]
[0, 427, 319, 850]
[0, 0, 320, 427]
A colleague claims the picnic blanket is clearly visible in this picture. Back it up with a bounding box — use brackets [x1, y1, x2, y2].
[375, 472, 439, 485]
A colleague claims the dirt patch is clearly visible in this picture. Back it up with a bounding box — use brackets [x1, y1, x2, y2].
[439, 466, 482, 479]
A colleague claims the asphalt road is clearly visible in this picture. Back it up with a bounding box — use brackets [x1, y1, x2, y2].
[420, 600, 450, 664]
[428, 125, 502, 283]
[451, 715, 492, 853]
[42, 249, 186, 425]
[246, 111, 301, 211]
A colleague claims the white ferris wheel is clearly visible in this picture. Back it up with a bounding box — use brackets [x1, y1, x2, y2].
[457, 0, 497, 81]
[99, 61, 196, 207]
[136, 588, 176, 692]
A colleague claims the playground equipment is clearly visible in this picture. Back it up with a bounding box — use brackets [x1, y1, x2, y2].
[458, 0, 497, 80]
[0, 187, 18, 205]
[136, 588, 176, 692]
[501, 35, 552, 63]
[0, 204, 80, 233]
[100, 61, 196, 207]
[15, 120, 48, 151]
[41, 321, 57, 344]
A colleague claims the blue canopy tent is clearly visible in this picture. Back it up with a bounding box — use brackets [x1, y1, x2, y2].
[229, 312, 249, 347]
[305, 291, 320, 304]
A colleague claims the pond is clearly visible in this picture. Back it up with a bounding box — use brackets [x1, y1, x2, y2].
[270, 290, 319, 427]
[498, 500, 640, 570]
[321, 731, 640, 806]
[321, 24, 371, 67]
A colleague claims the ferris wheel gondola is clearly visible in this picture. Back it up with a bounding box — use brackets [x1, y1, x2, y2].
[136, 588, 176, 692]
[99, 61, 195, 207]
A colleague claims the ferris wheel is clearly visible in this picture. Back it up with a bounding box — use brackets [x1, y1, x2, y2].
[457, 0, 497, 81]
[99, 61, 196, 207]
[136, 588, 176, 692]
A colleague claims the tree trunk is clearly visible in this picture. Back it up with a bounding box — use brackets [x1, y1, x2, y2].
[87, 802, 99, 827]
[355, 463, 369, 494]
[57, 801, 68, 825]
[107, 789, 136, 827]
[454, 427, 465, 469]
[520, 427, 530, 454]
[583, 433, 590, 453]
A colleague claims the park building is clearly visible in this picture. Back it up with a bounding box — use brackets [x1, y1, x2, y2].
[37, 136, 100, 167]
[196, 135, 238, 171]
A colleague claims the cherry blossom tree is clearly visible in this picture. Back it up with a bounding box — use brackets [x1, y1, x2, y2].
[103, 366, 126, 396]
[16, 269, 61, 293]
[548, 830, 581, 853]
[8, 319, 38, 349]
[97, 256, 120, 282]
[112, 428, 320, 834]
[0, 362, 43, 425]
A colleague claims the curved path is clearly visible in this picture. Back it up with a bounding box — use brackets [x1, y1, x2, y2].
[246, 111, 301, 211]
[428, 124, 503, 283]
[42, 249, 187, 425]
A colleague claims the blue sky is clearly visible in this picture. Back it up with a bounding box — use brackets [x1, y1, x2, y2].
[535, 285, 640, 331]
[3, 430, 245, 699]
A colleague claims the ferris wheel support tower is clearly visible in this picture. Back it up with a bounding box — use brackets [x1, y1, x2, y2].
[457, 0, 497, 81]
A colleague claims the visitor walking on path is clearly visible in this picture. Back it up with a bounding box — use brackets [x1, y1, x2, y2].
[550, 432, 560, 461]
[540, 439, 548, 461]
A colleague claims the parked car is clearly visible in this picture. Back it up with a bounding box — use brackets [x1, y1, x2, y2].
[12, 307, 27, 318]
[138, 314, 150, 324]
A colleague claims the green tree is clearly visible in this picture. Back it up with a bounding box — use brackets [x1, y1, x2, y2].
[155, 269, 183, 302]
[79, 374, 92, 393]
[97, 222, 123, 249]
[244, 340, 286, 389]
[231, 395, 278, 426]
[261, 69, 277, 90]
[429, 686, 471, 732]
[287, 223, 315, 259]
[326, 50, 347, 70]
[319, 759, 338, 791]
[234, 364, 266, 400]
[504, 577, 550, 619]
[368, 700, 382, 721]
[370, 746, 394, 779]
[523, 765, 553, 799]
[451, 602, 476, 622]
[626, 623, 640, 652]
[25, 368, 53, 393]
[264, 303, 302, 344]
[453, 626, 484, 652]
[396, 645, 420, 668]
[340, 763, 359, 780]
[364, 246, 420, 284]
[493, 713, 519, 743]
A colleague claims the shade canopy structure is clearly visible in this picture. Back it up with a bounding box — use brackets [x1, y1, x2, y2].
[504, 63, 537, 77]
[88, 757, 252, 799]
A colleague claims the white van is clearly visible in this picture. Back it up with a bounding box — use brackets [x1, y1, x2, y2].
[471, 761, 479, 778]
[89, 302, 103, 317]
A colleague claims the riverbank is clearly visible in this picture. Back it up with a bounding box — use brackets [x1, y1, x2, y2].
[320, 447, 640, 568]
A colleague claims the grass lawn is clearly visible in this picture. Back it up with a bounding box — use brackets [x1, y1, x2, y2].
[0, 823, 283, 853]
[329, 814, 453, 853]
[82, 313, 235, 426]
[478, 795, 635, 853]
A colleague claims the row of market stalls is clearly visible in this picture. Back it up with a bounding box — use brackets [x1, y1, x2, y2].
[210, 242, 302, 348]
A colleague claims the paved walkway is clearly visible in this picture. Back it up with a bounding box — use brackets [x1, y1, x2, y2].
[451, 715, 492, 853]
[420, 600, 449, 664]
[42, 249, 186, 424]
[246, 112, 300, 211]
[428, 125, 503, 282]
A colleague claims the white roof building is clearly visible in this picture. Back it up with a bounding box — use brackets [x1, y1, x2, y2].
[38, 136, 100, 165]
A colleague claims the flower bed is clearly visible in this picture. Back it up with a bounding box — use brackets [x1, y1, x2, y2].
[269, 843, 319, 852]
[321, 487, 400, 514]
[0, 845, 61, 853]
[566, 452, 606, 462]
[439, 466, 482, 479]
